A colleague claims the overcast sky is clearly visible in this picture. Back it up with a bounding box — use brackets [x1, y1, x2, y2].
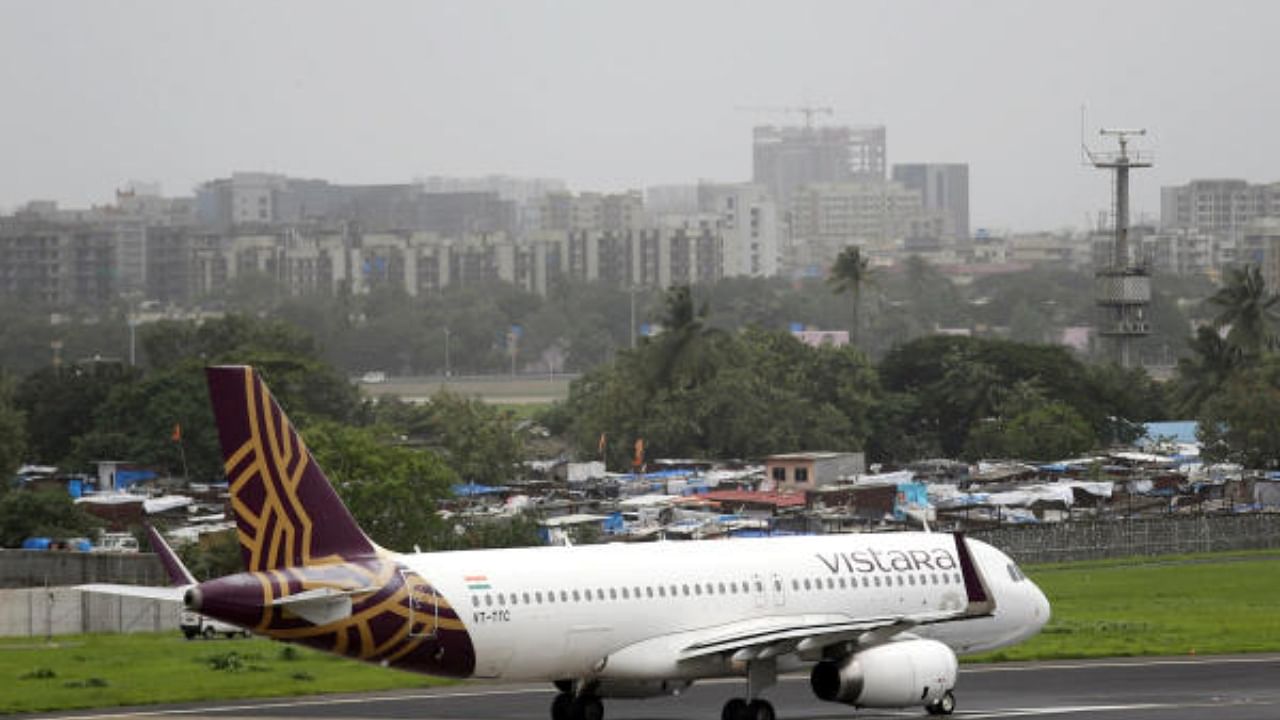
[1, 1, 1276, 231]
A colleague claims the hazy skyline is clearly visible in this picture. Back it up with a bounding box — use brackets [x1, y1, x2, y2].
[2, 1, 1277, 231]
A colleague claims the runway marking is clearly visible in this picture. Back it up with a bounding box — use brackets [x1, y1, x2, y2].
[964, 655, 1280, 673]
[38, 688, 555, 720]
[961, 704, 1171, 717]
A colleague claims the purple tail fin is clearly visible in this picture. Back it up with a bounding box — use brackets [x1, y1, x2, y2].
[206, 366, 375, 572]
[146, 525, 196, 586]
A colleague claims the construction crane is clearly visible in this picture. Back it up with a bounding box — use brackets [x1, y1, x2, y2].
[736, 104, 834, 129]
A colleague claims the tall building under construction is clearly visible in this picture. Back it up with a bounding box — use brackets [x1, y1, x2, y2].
[752, 125, 886, 204]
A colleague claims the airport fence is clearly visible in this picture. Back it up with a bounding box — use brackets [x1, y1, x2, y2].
[970, 512, 1280, 564]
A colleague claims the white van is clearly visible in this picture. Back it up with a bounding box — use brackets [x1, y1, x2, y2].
[180, 610, 250, 639]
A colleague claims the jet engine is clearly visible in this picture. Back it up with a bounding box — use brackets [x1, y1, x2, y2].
[810, 638, 957, 708]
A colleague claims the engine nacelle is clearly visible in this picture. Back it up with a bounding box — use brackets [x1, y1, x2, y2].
[593, 679, 692, 699]
[810, 639, 957, 708]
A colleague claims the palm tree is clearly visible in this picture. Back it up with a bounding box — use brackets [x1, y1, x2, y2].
[1209, 265, 1279, 358]
[1174, 325, 1243, 415]
[828, 245, 872, 344]
[647, 286, 721, 390]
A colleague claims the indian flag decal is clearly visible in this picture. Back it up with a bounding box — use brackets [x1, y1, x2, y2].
[465, 574, 490, 590]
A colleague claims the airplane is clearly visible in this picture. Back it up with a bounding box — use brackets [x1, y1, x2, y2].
[81, 365, 1050, 720]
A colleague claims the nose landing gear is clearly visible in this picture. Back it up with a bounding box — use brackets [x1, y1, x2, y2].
[926, 690, 957, 715]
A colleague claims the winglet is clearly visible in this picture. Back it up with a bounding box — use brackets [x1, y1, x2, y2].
[146, 525, 196, 586]
[953, 532, 996, 616]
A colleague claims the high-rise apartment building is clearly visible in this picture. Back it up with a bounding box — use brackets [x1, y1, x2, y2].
[1160, 179, 1280, 236]
[697, 183, 779, 278]
[891, 163, 970, 240]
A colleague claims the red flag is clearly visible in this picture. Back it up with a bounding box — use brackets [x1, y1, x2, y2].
[171, 423, 182, 443]
[633, 438, 645, 468]
[597, 433, 607, 455]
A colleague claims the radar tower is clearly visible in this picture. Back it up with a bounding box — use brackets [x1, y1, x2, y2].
[1087, 128, 1153, 368]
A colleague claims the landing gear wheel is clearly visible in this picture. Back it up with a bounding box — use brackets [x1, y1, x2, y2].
[568, 694, 603, 720]
[745, 699, 775, 720]
[554, 679, 574, 694]
[722, 698, 747, 720]
[551, 692, 572, 720]
[926, 690, 956, 716]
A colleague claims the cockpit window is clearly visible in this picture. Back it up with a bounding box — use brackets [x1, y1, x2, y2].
[1006, 563, 1026, 582]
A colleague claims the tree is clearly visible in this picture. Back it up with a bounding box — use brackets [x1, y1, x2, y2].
[15, 363, 135, 466]
[0, 372, 26, 484]
[377, 391, 524, 487]
[304, 422, 457, 552]
[1209, 265, 1279, 358]
[828, 246, 873, 344]
[1197, 358, 1280, 468]
[0, 491, 101, 547]
[647, 286, 723, 391]
[1173, 326, 1244, 416]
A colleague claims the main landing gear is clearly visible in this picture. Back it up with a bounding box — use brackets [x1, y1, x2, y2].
[721, 697, 775, 720]
[551, 681, 602, 720]
[926, 690, 957, 715]
[721, 656, 777, 720]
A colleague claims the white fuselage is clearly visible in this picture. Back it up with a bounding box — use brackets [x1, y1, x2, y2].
[402, 532, 1050, 681]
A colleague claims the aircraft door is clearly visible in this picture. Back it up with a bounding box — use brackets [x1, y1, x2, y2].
[771, 573, 786, 607]
[399, 568, 439, 639]
[752, 573, 765, 608]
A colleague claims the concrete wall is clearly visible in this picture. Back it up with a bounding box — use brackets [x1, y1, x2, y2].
[0, 550, 166, 589]
[0, 587, 180, 638]
[971, 513, 1280, 565]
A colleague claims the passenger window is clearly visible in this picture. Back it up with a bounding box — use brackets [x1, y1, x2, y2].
[954, 573, 963, 584]
[908, 575, 916, 586]
[485, 594, 493, 606]
[498, 594, 506, 606]
[838, 577, 846, 589]
[610, 588, 618, 600]
[682, 584, 690, 596]
[873, 577, 881, 587]
[647, 587, 654, 598]
[621, 588, 629, 599]
[694, 584, 702, 596]
[803, 579, 811, 590]
[535, 591, 543, 603]
[896, 576, 904, 586]
[560, 590, 568, 602]
[658, 586, 666, 597]
[472, 595, 480, 606]
[826, 578, 834, 589]
[572, 590, 580, 602]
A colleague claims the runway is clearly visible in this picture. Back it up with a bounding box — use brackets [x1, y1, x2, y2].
[28, 654, 1280, 720]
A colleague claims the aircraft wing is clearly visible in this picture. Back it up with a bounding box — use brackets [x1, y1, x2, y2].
[677, 609, 958, 662]
[74, 583, 189, 603]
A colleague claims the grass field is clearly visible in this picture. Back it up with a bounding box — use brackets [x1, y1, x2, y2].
[4, 550, 1280, 713]
[0, 634, 442, 714]
[969, 549, 1280, 661]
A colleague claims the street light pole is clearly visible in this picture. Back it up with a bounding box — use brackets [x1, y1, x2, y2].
[629, 286, 637, 350]
[443, 327, 451, 381]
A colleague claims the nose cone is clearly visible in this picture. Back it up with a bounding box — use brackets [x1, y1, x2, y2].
[1030, 582, 1051, 633]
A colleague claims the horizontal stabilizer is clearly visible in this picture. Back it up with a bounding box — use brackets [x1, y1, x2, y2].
[75, 583, 188, 603]
[269, 586, 378, 626]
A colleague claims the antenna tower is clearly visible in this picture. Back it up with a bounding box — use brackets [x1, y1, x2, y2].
[1087, 128, 1153, 368]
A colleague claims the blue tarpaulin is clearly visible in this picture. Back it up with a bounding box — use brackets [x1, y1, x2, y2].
[452, 483, 508, 497]
[115, 469, 156, 489]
